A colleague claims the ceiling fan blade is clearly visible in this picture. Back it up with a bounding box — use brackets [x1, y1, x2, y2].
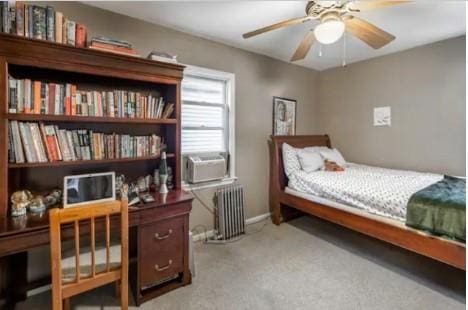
[291, 31, 315, 62]
[345, 16, 395, 49]
[348, 1, 411, 12]
[243, 16, 310, 39]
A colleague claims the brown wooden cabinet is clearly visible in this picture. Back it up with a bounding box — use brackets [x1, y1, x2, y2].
[0, 33, 193, 306]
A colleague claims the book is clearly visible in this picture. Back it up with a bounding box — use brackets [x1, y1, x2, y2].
[147, 51, 178, 64]
[55, 11, 63, 44]
[8, 76, 17, 113]
[91, 36, 132, 48]
[46, 6, 55, 42]
[88, 45, 140, 57]
[33, 80, 41, 114]
[10, 121, 25, 163]
[8, 4, 15, 34]
[32, 5, 46, 40]
[90, 41, 138, 55]
[66, 19, 75, 46]
[75, 23, 86, 47]
[15, 2, 24, 36]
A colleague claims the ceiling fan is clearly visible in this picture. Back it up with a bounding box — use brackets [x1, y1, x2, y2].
[243, 1, 409, 62]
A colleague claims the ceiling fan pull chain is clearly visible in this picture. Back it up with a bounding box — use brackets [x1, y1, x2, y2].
[319, 44, 322, 57]
[342, 33, 347, 67]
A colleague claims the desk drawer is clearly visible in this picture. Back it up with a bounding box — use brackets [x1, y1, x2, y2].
[139, 217, 184, 287]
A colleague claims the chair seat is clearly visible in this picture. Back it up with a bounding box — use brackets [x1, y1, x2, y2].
[61, 244, 121, 283]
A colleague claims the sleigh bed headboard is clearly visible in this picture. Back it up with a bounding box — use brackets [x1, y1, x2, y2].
[268, 135, 331, 219]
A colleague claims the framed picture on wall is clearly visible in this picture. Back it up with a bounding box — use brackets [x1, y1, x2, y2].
[273, 97, 297, 135]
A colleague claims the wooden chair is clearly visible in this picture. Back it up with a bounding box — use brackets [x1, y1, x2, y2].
[49, 199, 129, 310]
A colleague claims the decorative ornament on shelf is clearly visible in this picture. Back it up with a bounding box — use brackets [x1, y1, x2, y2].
[10, 190, 33, 217]
[43, 189, 62, 208]
[159, 151, 169, 194]
[29, 196, 46, 214]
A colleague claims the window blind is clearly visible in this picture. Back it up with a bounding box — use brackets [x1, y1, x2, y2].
[182, 75, 227, 154]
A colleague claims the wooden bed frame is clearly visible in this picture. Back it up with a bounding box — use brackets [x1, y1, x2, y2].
[269, 135, 466, 270]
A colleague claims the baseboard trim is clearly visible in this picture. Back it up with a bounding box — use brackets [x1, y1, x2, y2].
[192, 212, 271, 242]
[245, 212, 271, 225]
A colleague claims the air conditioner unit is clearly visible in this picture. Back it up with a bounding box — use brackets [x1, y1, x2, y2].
[187, 155, 226, 184]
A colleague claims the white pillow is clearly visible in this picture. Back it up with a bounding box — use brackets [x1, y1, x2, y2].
[297, 149, 324, 173]
[282, 143, 301, 177]
[319, 148, 346, 166]
[303, 146, 330, 153]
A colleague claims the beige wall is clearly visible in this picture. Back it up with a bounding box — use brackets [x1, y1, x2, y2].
[318, 36, 466, 176]
[33, 1, 320, 227]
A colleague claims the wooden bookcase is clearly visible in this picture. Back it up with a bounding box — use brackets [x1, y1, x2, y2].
[0, 34, 195, 306]
[0, 33, 184, 217]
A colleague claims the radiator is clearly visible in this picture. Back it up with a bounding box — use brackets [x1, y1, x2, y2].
[215, 184, 245, 240]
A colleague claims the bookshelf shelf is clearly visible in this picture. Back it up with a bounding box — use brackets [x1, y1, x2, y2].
[6, 114, 177, 125]
[8, 153, 175, 169]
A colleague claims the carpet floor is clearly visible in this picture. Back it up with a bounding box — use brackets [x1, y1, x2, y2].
[16, 215, 465, 310]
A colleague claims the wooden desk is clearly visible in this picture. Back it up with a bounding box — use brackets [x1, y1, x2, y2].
[0, 190, 193, 306]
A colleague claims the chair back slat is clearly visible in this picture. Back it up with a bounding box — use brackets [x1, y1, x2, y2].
[74, 220, 80, 283]
[106, 214, 111, 272]
[90, 217, 96, 277]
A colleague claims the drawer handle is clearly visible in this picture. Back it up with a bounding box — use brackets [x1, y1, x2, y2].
[155, 260, 173, 272]
[154, 229, 173, 240]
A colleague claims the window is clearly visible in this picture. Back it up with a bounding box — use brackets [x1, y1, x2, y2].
[181, 66, 235, 186]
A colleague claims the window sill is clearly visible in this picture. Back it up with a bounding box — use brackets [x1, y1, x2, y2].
[182, 177, 237, 191]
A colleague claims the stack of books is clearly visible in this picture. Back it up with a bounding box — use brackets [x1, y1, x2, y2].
[147, 51, 178, 64]
[8, 77, 175, 119]
[89, 36, 139, 56]
[0, 2, 87, 47]
[8, 121, 162, 164]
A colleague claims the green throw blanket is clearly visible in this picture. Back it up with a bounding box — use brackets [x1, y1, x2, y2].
[406, 176, 466, 242]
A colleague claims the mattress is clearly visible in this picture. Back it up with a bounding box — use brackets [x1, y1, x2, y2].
[285, 186, 405, 225]
[287, 163, 443, 222]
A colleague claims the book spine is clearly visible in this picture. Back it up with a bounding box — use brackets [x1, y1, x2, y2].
[39, 122, 52, 162]
[66, 20, 75, 46]
[24, 79, 31, 113]
[15, 2, 24, 36]
[46, 6, 55, 42]
[18, 122, 33, 163]
[11, 121, 25, 163]
[55, 11, 63, 44]
[8, 76, 17, 113]
[71, 84, 77, 115]
[40, 82, 47, 114]
[75, 23, 86, 48]
[62, 17, 67, 44]
[16, 79, 23, 113]
[28, 5, 33, 38]
[33, 81, 41, 114]
[52, 126, 63, 161]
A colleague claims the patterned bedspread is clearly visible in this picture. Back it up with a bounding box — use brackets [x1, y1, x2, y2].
[288, 163, 443, 221]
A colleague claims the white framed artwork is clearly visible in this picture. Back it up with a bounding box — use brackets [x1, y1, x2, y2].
[374, 106, 391, 127]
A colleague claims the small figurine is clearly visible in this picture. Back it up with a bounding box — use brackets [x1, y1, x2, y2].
[11, 190, 32, 217]
[29, 196, 46, 214]
[137, 176, 148, 193]
[121, 183, 129, 200]
[116, 174, 126, 197]
[43, 189, 62, 208]
[154, 169, 160, 189]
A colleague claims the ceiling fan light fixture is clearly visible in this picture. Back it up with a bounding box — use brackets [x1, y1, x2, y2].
[314, 18, 345, 45]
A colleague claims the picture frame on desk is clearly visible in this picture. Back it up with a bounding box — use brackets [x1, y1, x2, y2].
[63, 172, 115, 208]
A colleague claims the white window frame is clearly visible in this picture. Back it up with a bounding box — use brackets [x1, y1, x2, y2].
[181, 65, 236, 190]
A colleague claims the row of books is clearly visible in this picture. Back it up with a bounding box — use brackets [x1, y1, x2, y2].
[8, 77, 175, 119]
[8, 121, 163, 164]
[1, 2, 86, 47]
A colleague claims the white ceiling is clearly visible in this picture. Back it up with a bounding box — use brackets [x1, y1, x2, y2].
[87, 1, 466, 71]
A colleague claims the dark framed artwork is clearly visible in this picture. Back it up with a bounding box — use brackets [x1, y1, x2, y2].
[272, 97, 297, 135]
